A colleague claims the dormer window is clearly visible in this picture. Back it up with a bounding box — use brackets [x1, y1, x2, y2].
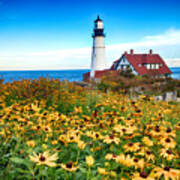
[144, 64, 160, 70]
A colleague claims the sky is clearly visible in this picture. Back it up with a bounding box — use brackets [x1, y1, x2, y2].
[0, 0, 180, 70]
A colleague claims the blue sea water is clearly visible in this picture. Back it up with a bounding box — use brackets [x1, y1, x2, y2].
[0, 69, 89, 83]
[0, 68, 180, 83]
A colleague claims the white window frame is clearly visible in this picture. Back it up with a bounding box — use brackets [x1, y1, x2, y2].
[155, 64, 159, 69]
[147, 64, 151, 69]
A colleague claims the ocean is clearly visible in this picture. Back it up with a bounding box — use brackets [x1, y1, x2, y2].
[0, 68, 180, 83]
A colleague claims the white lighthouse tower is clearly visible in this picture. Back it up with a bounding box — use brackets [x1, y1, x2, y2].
[90, 16, 106, 78]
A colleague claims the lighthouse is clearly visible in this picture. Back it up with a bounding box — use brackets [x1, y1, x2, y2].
[90, 16, 106, 78]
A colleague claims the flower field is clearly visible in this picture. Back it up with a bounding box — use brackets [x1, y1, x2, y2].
[0, 78, 180, 179]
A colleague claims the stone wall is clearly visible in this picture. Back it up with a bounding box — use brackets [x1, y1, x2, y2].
[155, 91, 177, 102]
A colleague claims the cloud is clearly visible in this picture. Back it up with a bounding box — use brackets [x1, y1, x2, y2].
[144, 29, 180, 45]
[0, 28, 180, 70]
[107, 28, 180, 66]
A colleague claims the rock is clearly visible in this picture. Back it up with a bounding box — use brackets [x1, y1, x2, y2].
[163, 91, 177, 101]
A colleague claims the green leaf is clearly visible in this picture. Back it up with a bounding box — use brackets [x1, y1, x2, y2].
[10, 157, 29, 166]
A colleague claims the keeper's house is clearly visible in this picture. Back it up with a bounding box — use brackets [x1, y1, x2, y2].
[83, 49, 172, 80]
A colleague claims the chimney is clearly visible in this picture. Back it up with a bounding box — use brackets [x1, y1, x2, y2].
[149, 49, 153, 55]
[130, 49, 134, 55]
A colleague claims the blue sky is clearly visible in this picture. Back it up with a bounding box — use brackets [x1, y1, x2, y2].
[0, 0, 180, 70]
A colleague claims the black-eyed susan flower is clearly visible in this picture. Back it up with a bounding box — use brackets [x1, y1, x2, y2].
[175, 122, 180, 130]
[123, 142, 140, 152]
[152, 166, 180, 180]
[160, 137, 176, 149]
[26, 140, 36, 147]
[116, 154, 133, 167]
[160, 149, 176, 161]
[60, 162, 79, 172]
[132, 171, 154, 180]
[105, 153, 118, 161]
[142, 136, 153, 146]
[150, 125, 162, 137]
[132, 157, 145, 170]
[144, 150, 155, 162]
[163, 127, 176, 137]
[103, 134, 120, 145]
[29, 150, 58, 167]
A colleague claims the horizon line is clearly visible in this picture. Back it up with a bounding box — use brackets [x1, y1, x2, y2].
[0, 67, 180, 71]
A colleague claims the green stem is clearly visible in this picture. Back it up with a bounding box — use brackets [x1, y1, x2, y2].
[72, 172, 75, 180]
[76, 150, 80, 163]
[87, 167, 91, 180]
[65, 171, 69, 180]
[120, 167, 124, 178]
[30, 166, 35, 180]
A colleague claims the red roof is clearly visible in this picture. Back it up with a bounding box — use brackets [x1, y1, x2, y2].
[110, 59, 119, 70]
[83, 69, 112, 81]
[112, 53, 172, 76]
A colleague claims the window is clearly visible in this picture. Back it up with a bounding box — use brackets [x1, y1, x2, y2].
[155, 64, 159, 69]
[138, 64, 142, 67]
[144, 64, 160, 70]
[147, 64, 151, 69]
[151, 64, 156, 69]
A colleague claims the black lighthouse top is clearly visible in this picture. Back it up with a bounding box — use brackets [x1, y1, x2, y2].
[94, 15, 102, 23]
[92, 16, 105, 37]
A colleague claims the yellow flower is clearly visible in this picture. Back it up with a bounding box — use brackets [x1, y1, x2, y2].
[132, 171, 154, 180]
[109, 171, 116, 177]
[123, 142, 140, 152]
[160, 137, 176, 149]
[60, 162, 79, 172]
[103, 135, 120, 145]
[77, 140, 86, 150]
[51, 140, 58, 145]
[31, 103, 41, 112]
[142, 136, 153, 146]
[74, 106, 82, 113]
[42, 144, 48, 149]
[86, 155, 94, 167]
[116, 154, 133, 167]
[163, 127, 176, 137]
[105, 162, 109, 167]
[98, 167, 107, 175]
[29, 150, 58, 167]
[152, 166, 180, 180]
[144, 151, 155, 162]
[26, 140, 36, 147]
[59, 114, 67, 120]
[159, 149, 175, 161]
[175, 122, 180, 130]
[105, 153, 118, 161]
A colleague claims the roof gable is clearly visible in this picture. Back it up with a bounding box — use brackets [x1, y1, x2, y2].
[112, 53, 172, 75]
